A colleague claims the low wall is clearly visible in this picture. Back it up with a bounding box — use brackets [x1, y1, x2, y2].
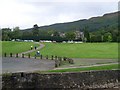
[2, 70, 120, 89]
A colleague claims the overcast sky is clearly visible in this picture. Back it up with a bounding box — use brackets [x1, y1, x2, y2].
[0, 0, 119, 29]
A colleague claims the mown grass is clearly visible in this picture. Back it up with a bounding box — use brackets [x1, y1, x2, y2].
[45, 64, 119, 73]
[30, 43, 118, 59]
[2, 41, 39, 55]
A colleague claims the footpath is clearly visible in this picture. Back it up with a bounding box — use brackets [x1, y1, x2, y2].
[18, 42, 45, 57]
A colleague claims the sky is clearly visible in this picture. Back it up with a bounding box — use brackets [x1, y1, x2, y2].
[0, 0, 119, 29]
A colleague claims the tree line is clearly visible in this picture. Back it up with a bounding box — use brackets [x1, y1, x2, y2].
[1, 24, 120, 42]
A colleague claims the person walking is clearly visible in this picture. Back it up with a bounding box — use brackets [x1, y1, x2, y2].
[36, 51, 40, 56]
[35, 46, 37, 50]
[31, 46, 33, 50]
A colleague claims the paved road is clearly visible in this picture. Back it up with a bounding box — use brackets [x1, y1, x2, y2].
[2, 57, 55, 73]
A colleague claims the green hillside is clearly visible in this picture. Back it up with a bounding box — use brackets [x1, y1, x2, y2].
[24, 11, 118, 32]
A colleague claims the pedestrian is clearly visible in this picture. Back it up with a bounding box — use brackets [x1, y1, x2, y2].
[36, 51, 40, 56]
[31, 46, 33, 50]
[35, 46, 37, 50]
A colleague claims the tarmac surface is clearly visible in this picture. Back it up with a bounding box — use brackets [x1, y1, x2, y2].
[2, 57, 55, 73]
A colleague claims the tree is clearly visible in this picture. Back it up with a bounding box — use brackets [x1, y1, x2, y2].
[108, 35, 112, 42]
[83, 26, 90, 42]
[12, 27, 21, 40]
[21, 31, 33, 40]
[52, 31, 60, 37]
[32, 24, 39, 36]
[65, 32, 76, 40]
[103, 32, 113, 42]
[110, 30, 118, 42]
[1, 28, 12, 41]
[83, 30, 90, 42]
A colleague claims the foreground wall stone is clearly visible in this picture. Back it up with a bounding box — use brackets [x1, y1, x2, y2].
[2, 70, 120, 89]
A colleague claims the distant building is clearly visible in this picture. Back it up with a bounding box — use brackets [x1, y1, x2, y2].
[51, 32, 65, 38]
[59, 32, 66, 38]
[74, 30, 84, 40]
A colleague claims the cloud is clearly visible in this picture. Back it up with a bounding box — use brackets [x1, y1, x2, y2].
[0, 0, 118, 29]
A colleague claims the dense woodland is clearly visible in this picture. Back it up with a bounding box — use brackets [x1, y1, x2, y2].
[1, 11, 120, 42]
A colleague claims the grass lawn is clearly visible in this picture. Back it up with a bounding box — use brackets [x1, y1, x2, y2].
[2, 41, 39, 55]
[45, 64, 119, 73]
[30, 43, 118, 59]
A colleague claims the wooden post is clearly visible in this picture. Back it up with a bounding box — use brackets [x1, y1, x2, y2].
[63, 57, 66, 61]
[40, 55, 42, 59]
[51, 55, 53, 60]
[16, 53, 18, 58]
[59, 57, 62, 61]
[59, 57, 62, 66]
[46, 55, 48, 59]
[22, 54, 24, 58]
[58, 58, 61, 66]
[35, 55, 36, 59]
[28, 54, 30, 58]
[55, 56, 57, 60]
[21, 72, 24, 77]
[4, 53, 6, 57]
[63, 57, 65, 61]
[71, 59, 74, 64]
[68, 58, 71, 63]
[55, 60, 58, 67]
[68, 59, 74, 64]
[10, 53, 12, 57]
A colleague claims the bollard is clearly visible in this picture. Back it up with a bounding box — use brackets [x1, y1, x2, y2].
[55, 56, 57, 60]
[10, 53, 12, 57]
[63, 57, 67, 61]
[59, 57, 62, 66]
[16, 53, 18, 58]
[28, 54, 30, 58]
[22, 54, 24, 58]
[35, 55, 36, 59]
[4, 53, 6, 57]
[51, 55, 53, 60]
[68, 59, 74, 64]
[46, 55, 48, 59]
[21, 72, 24, 77]
[40, 55, 42, 59]
[71, 59, 74, 64]
[55, 60, 58, 67]
[68, 58, 71, 63]
[58, 60, 61, 66]
[58, 60, 60, 66]
[55, 63, 58, 67]
[59, 57, 62, 61]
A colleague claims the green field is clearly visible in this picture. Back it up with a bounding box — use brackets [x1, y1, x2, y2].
[30, 43, 118, 59]
[2, 41, 39, 55]
[45, 64, 119, 73]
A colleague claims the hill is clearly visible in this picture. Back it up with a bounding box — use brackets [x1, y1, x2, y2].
[23, 11, 118, 32]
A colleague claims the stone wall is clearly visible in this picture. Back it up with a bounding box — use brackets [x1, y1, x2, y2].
[2, 70, 120, 89]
